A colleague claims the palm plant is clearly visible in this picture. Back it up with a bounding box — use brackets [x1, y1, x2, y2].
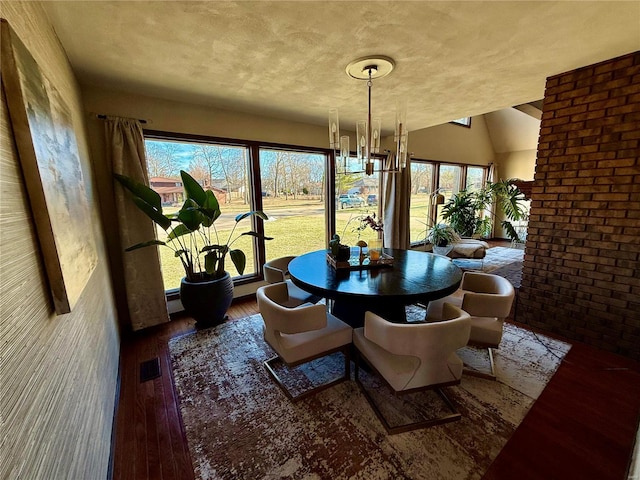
[114, 170, 271, 282]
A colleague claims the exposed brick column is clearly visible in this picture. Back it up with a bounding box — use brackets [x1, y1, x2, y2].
[519, 52, 640, 360]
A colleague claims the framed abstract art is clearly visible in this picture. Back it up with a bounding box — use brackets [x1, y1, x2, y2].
[1, 20, 97, 314]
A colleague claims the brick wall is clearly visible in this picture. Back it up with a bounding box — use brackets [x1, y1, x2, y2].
[519, 52, 640, 360]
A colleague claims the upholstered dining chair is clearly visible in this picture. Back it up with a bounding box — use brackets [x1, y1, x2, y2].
[263, 256, 321, 307]
[426, 271, 515, 380]
[353, 304, 471, 434]
[256, 282, 352, 402]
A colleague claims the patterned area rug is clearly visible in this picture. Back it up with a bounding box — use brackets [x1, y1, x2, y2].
[490, 261, 524, 289]
[169, 314, 570, 480]
[452, 246, 524, 273]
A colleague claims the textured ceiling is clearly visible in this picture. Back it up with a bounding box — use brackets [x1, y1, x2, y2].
[42, 1, 640, 134]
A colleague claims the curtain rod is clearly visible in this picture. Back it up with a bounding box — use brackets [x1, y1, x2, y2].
[95, 113, 149, 124]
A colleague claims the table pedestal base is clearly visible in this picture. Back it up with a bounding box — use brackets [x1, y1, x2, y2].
[332, 299, 406, 329]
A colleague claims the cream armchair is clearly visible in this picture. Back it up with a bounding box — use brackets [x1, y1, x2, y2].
[263, 256, 321, 307]
[353, 304, 471, 434]
[257, 282, 352, 402]
[426, 271, 515, 379]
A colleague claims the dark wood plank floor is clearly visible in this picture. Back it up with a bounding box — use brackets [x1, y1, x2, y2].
[112, 282, 640, 480]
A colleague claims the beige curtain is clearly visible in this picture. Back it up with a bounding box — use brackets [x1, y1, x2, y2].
[105, 116, 169, 331]
[382, 152, 412, 249]
[487, 162, 497, 238]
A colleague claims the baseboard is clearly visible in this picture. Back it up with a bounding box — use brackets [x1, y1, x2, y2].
[106, 353, 122, 480]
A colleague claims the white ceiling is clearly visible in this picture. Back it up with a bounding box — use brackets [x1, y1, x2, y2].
[42, 1, 640, 134]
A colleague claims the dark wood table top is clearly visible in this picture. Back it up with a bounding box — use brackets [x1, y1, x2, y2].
[288, 248, 463, 305]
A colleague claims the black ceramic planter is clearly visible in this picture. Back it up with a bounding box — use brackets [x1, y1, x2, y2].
[180, 272, 234, 329]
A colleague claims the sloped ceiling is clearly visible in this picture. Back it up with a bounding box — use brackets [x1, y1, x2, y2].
[485, 108, 541, 153]
[41, 1, 640, 134]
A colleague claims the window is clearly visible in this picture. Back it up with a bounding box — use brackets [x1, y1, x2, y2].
[450, 117, 471, 127]
[259, 148, 328, 262]
[144, 132, 334, 293]
[144, 137, 254, 291]
[465, 166, 485, 192]
[334, 157, 381, 246]
[409, 160, 488, 244]
[409, 162, 435, 243]
[438, 164, 463, 200]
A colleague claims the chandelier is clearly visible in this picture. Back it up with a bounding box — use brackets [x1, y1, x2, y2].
[329, 56, 408, 175]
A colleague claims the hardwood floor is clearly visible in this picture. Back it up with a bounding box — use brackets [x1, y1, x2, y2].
[111, 300, 260, 480]
[112, 286, 640, 480]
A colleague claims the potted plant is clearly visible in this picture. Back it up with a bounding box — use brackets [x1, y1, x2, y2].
[440, 180, 527, 241]
[441, 190, 479, 238]
[114, 170, 271, 328]
[329, 234, 351, 261]
[489, 179, 528, 242]
[426, 224, 460, 255]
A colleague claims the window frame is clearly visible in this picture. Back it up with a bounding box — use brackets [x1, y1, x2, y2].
[450, 117, 472, 128]
[143, 129, 334, 298]
[409, 157, 488, 246]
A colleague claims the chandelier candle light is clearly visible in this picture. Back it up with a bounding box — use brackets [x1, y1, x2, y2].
[329, 56, 408, 175]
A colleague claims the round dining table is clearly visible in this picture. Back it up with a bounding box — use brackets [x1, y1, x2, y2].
[288, 248, 463, 328]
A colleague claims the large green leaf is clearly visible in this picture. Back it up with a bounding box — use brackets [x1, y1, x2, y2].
[202, 190, 220, 212]
[204, 251, 218, 274]
[114, 174, 162, 212]
[501, 220, 520, 242]
[177, 201, 203, 231]
[115, 174, 171, 229]
[180, 170, 207, 206]
[167, 223, 194, 240]
[200, 192, 221, 228]
[132, 197, 172, 230]
[229, 249, 246, 275]
[201, 245, 227, 253]
[125, 239, 166, 251]
[235, 210, 268, 222]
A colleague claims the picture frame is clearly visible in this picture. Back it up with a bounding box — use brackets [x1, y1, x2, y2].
[1, 20, 97, 314]
[450, 117, 472, 128]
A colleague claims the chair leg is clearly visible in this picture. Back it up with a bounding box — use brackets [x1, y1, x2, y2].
[462, 346, 497, 380]
[354, 352, 462, 435]
[264, 346, 350, 402]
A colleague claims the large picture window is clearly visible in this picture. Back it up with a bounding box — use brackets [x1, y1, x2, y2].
[334, 157, 382, 246]
[144, 137, 254, 291]
[142, 130, 488, 293]
[144, 132, 331, 293]
[259, 148, 328, 261]
[409, 160, 488, 245]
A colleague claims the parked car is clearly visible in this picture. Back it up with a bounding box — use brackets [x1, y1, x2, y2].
[367, 194, 377, 206]
[338, 194, 365, 209]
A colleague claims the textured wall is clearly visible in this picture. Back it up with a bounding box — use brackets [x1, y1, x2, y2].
[519, 52, 640, 360]
[0, 3, 119, 479]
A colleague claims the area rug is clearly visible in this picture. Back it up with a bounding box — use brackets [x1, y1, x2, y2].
[452, 246, 524, 273]
[169, 314, 570, 480]
[490, 261, 524, 289]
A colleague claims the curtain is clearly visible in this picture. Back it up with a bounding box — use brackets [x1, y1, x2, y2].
[382, 152, 412, 249]
[487, 162, 497, 238]
[105, 116, 169, 331]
